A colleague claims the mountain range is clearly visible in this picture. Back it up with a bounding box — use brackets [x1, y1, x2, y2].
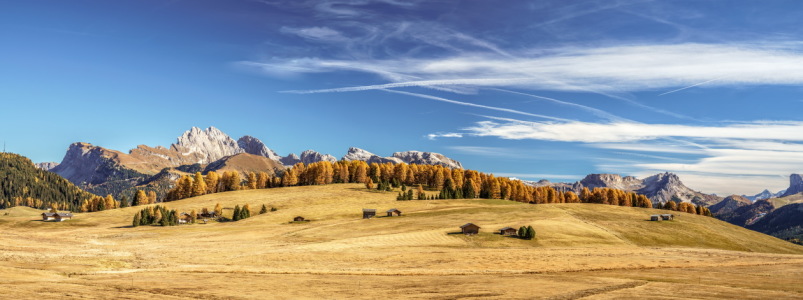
[528, 172, 722, 206]
[45, 126, 463, 199]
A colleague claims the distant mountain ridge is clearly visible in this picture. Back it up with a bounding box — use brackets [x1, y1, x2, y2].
[529, 172, 721, 205]
[743, 189, 786, 202]
[49, 126, 462, 199]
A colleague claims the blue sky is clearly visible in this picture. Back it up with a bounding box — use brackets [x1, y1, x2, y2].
[3, 0, 803, 195]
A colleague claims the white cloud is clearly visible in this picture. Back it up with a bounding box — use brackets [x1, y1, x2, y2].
[455, 120, 803, 143]
[267, 43, 803, 94]
[280, 26, 350, 43]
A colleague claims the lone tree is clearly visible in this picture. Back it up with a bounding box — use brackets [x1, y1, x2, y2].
[365, 177, 374, 190]
[260, 204, 268, 214]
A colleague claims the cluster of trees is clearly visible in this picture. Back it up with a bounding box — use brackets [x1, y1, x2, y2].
[0, 153, 94, 211]
[132, 190, 158, 206]
[132, 205, 180, 227]
[656, 200, 712, 216]
[518, 226, 535, 240]
[79, 195, 120, 212]
[231, 204, 252, 221]
[166, 171, 276, 202]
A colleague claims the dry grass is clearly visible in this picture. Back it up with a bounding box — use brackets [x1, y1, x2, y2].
[1, 183, 802, 299]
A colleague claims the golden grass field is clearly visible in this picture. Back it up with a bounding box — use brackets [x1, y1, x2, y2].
[2, 183, 803, 299]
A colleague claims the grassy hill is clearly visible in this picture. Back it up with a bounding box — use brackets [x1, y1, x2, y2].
[4, 183, 800, 253]
[2, 183, 803, 299]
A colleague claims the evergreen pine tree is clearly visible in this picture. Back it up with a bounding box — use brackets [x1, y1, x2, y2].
[132, 213, 141, 227]
[406, 189, 414, 201]
[526, 225, 536, 240]
[260, 204, 268, 214]
[518, 226, 526, 238]
[233, 205, 241, 221]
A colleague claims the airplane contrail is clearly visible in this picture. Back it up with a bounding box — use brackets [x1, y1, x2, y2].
[658, 77, 724, 96]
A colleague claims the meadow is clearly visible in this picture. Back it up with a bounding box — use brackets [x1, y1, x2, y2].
[1, 183, 802, 299]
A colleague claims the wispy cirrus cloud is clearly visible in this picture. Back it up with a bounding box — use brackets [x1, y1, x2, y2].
[263, 43, 803, 94]
[280, 26, 350, 43]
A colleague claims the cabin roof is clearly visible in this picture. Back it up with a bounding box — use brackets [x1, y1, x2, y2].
[460, 223, 480, 229]
[499, 227, 516, 231]
[363, 209, 376, 212]
[386, 208, 400, 212]
[661, 214, 674, 217]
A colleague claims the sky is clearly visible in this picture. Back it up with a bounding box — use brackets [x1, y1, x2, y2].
[2, 0, 803, 195]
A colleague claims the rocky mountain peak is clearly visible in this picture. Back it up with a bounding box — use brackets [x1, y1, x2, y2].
[781, 174, 803, 197]
[579, 174, 642, 190]
[342, 147, 376, 161]
[300, 150, 337, 164]
[171, 126, 242, 164]
[392, 151, 462, 169]
[237, 135, 281, 161]
[35, 162, 59, 171]
[280, 153, 301, 166]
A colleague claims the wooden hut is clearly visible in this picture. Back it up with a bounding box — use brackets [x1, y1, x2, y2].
[499, 227, 517, 236]
[386, 208, 402, 217]
[42, 212, 72, 222]
[41, 212, 56, 221]
[661, 214, 674, 221]
[363, 209, 376, 219]
[460, 223, 480, 235]
[178, 212, 192, 224]
[650, 215, 660, 221]
[293, 216, 305, 222]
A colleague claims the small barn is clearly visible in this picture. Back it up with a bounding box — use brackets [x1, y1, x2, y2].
[386, 208, 402, 217]
[661, 214, 674, 221]
[499, 227, 517, 236]
[363, 209, 376, 219]
[42, 212, 72, 222]
[178, 212, 191, 224]
[460, 223, 480, 235]
[42, 212, 56, 221]
[650, 215, 660, 221]
[293, 216, 305, 222]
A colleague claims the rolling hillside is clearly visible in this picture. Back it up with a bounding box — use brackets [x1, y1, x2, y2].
[1, 184, 802, 299]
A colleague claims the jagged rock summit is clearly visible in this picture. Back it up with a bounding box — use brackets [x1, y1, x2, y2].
[392, 151, 463, 169]
[781, 174, 803, 197]
[34, 162, 59, 171]
[172, 126, 243, 164]
[237, 135, 281, 161]
[341, 147, 403, 165]
[300, 150, 337, 164]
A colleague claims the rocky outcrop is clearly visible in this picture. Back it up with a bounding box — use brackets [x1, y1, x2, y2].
[781, 174, 803, 197]
[579, 174, 642, 191]
[635, 172, 720, 205]
[280, 153, 301, 166]
[341, 147, 403, 164]
[237, 136, 281, 161]
[300, 150, 337, 164]
[171, 126, 242, 164]
[392, 151, 462, 169]
[35, 162, 59, 171]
